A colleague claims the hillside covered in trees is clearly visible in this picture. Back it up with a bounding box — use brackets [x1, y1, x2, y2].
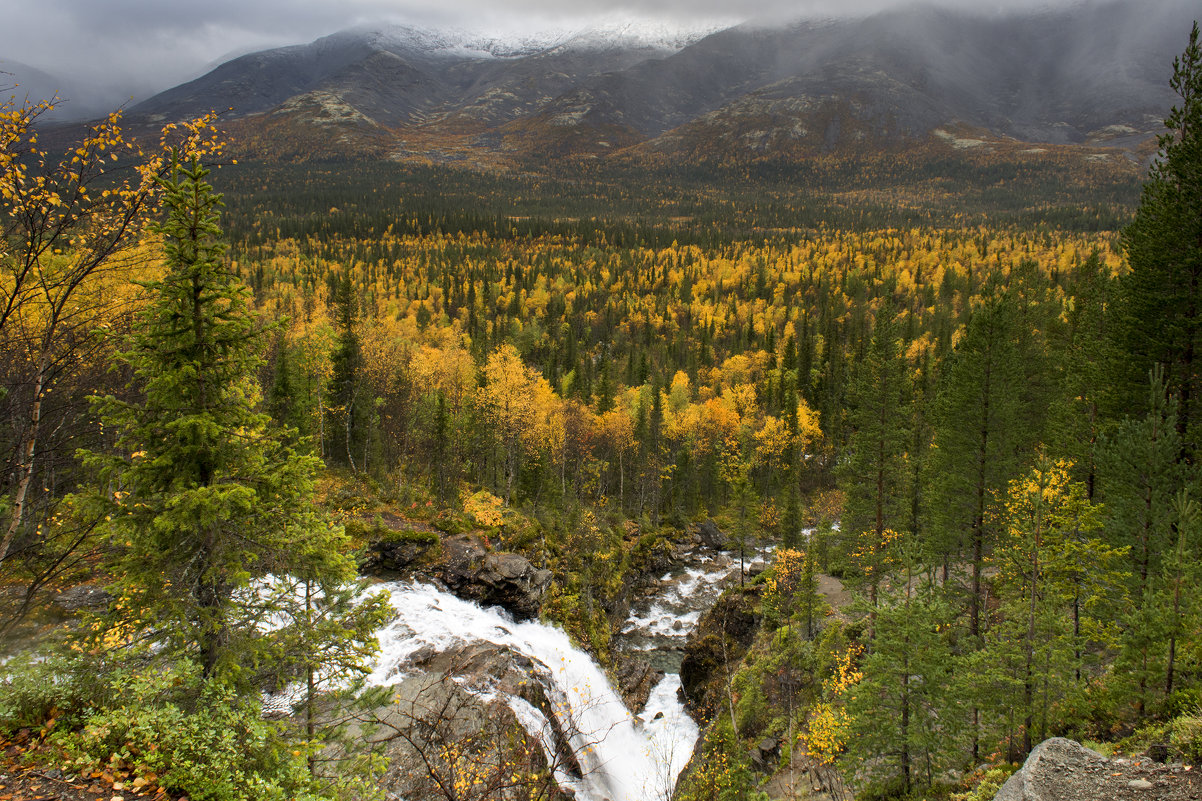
[0, 18, 1201, 801]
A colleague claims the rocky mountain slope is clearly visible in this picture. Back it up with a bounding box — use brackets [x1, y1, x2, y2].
[120, 0, 1196, 166]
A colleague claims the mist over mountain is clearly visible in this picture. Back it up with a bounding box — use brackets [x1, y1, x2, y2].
[0, 61, 126, 122]
[118, 0, 1195, 165]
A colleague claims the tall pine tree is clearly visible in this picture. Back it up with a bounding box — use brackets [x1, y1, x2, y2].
[1113, 23, 1202, 452]
[82, 154, 385, 687]
[840, 300, 910, 607]
[928, 291, 1033, 637]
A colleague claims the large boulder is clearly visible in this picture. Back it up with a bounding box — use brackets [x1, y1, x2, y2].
[368, 665, 574, 801]
[995, 738, 1108, 801]
[363, 530, 440, 573]
[995, 737, 1200, 801]
[53, 583, 112, 612]
[435, 536, 552, 620]
[696, 519, 728, 550]
[393, 641, 584, 790]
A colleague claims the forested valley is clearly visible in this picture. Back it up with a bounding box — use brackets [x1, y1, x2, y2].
[1, 22, 1201, 801]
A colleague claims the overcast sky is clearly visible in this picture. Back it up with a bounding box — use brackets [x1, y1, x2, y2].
[0, 0, 1081, 107]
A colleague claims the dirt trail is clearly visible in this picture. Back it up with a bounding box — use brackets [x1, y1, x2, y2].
[816, 573, 853, 618]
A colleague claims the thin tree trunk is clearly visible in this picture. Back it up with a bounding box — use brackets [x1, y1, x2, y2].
[0, 348, 50, 565]
[1024, 495, 1042, 754]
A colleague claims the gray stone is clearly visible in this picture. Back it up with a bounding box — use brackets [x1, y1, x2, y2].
[434, 536, 552, 620]
[995, 738, 1108, 801]
[696, 519, 728, 549]
[53, 584, 112, 612]
[614, 653, 664, 715]
[1129, 779, 1154, 789]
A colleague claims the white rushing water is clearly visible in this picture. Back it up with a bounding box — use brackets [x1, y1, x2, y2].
[367, 581, 699, 801]
[620, 545, 776, 660]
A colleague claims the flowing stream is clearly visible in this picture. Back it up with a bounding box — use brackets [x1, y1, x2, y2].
[367, 580, 698, 801]
[619, 545, 775, 671]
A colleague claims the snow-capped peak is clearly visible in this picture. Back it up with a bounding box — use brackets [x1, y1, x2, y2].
[348, 15, 738, 61]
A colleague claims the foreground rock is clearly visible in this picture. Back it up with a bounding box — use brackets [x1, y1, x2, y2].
[367, 655, 574, 801]
[996, 737, 1202, 801]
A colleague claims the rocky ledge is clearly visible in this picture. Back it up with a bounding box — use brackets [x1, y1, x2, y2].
[434, 536, 553, 621]
[363, 529, 552, 621]
[997, 738, 1202, 801]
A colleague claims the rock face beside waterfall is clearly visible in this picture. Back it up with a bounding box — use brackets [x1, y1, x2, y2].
[370, 665, 573, 801]
[994, 737, 1202, 801]
[679, 582, 762, 721]
[615, 652, 665, 715]
[435, 536, 553, 620]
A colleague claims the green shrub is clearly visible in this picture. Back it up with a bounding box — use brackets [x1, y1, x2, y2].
[1166, 689, 1202, 719]
[59, 670, 317, 801]
[0, 651, 119, 731]
[1170, 712, 1202, 764]
[431, 508, 470, 534]
[951, 766, 1017, 801]
[2, 655, 362, 801]
[1051, 679, 1127, 742]
[1115, 720, 1172, 757]
[342, 518, 371, 541]
[502, 518, 543, 552]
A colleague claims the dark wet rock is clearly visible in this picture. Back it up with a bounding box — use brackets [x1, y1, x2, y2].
[53, 584, 112, 612]
[629, 533, 682, 580]
[678, 582, 762, 722]
[614, 652, 664, 715]
[363, 529, 440, 572]
[696, 519, 728, 550]
[434, 536, 552, 620]
[750, 737, 780, 770]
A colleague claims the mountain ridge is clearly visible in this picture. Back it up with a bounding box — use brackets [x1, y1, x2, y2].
[117, 0, 1196, 168]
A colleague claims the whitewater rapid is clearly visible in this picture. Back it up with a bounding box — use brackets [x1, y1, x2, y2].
[620, 544, 777, 668]
[367, 580, 699, 801]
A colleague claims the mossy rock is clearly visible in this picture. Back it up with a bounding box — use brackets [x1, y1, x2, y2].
[363, 528, 441, 573]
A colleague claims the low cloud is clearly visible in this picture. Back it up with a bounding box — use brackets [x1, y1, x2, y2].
[0, 0, 1099, 110]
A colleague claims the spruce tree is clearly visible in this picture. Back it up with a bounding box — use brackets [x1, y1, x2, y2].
[82, 154, 385, 687]
[845, 583, 960, 794]
[1098, 370, 1188, 716]
[1113, 23, 1202, 452]
[1051, 252, 1113, 499]
[328, 270, 365, 469]
[928, 291, 1032, 637]
[839, 300, 910, 607]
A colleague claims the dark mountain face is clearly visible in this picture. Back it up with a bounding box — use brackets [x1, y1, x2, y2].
[126, 0, 1195, 165]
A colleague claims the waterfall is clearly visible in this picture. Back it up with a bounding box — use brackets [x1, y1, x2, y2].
[368, 580, 699, 801]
